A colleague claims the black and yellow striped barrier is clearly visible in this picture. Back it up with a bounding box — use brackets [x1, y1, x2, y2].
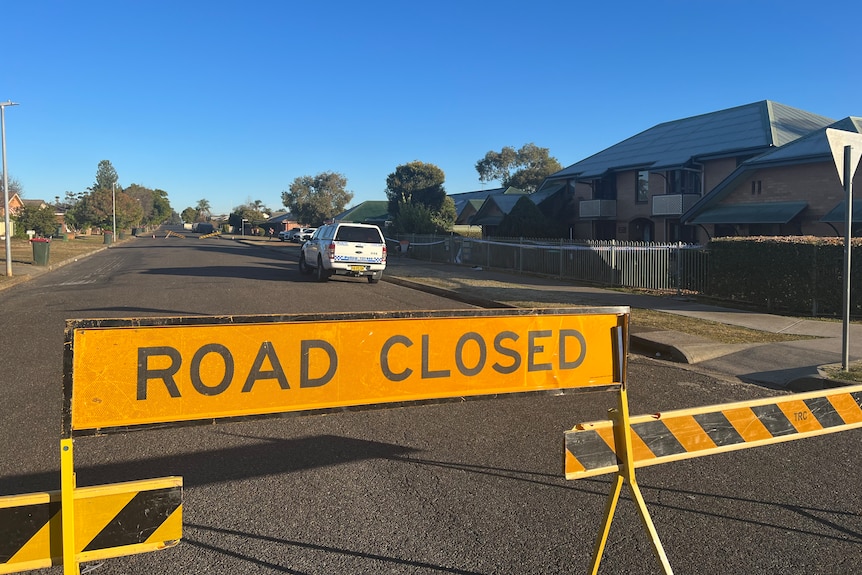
[198, 231, 221, 239]
[565, 383, 862, 479]
[565, 382, 862, 575]
[0, 476, 182, 574]
[164, 230, 186, 239]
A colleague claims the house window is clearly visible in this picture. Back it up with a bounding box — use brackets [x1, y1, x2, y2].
[593, 175, 617, 200]
[636, 170, 649, 204]
[668, 170, 701, 195]
[751, 180, 762, 195]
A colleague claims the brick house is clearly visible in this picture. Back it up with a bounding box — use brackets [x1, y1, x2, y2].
[0, 192, 24, 237]
[536, 101, 836, 242]
[683, 117, 862, 238]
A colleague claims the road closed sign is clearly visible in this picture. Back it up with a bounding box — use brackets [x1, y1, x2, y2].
[64, 308, 627, 434]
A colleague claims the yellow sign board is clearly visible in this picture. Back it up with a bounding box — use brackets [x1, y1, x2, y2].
[65, 308, 626, 433]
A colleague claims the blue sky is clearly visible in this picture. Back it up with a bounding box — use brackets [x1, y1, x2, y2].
[2, 0, 856, 216]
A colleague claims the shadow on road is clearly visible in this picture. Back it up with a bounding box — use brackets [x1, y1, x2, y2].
[0, 434, 418, 495]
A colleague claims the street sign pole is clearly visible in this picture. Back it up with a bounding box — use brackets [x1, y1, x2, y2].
[826, 129, 862, 371]
[842, 145, 853, 369]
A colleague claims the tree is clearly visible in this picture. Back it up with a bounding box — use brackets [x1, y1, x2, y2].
[181, 207, 197, 224]
[66, 161, 145, 231]
[475, 143, 562, 193]
[0, 173, 23, 198]
[151, 189, 172, 224]
[114, 190, 144, 229]
[124, 184, 173, 226]
[389, 197, 457, 234]
[14, 204, 58, 238]
[67, 187, 143, 231]
[385, 161, 448, 216]
[282, 172, 353, 226]
[230, 199, 271, 234]
[92, 160, 119, 192]
[385, 161, 454, 233]
[59, 190, 84, 210]
[195, 199, 211, 222]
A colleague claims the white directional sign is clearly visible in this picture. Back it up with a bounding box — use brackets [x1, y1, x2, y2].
[826, 128, 862, 186]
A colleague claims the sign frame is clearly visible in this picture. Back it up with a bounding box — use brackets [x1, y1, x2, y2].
[63, 306, 629, 437]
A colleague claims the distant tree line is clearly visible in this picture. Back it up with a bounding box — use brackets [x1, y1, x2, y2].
[278, 143, 559, 234]
[11, 160, 175, 237]
[12, 142, 561, 238]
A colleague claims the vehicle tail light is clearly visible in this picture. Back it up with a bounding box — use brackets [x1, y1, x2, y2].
[382, 244, 387, 264]
[326, 242, 335, 261]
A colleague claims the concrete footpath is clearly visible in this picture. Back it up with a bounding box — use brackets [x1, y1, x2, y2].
[383, 257, 862, 392]
[2, 236, 859, 391]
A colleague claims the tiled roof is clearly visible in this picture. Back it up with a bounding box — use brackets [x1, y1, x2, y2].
[547, 100, 835, 181]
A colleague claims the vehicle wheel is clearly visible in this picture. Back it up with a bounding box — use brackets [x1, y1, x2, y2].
[368, 275, 380, 284]
[315, 256, 329, 282]
[298, 253, 312, 275]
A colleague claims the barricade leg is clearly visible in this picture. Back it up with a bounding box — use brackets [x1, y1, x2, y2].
[589, 472, 624, 575]
[588, 387, 673, 574]
[60, 438, 80, 575]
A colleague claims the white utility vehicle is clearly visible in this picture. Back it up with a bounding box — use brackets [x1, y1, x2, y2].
[298, 223, 386, 283]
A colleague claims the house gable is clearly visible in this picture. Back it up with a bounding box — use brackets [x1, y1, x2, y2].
[0, 192, 24, 216]
[683, 117, 862, 237]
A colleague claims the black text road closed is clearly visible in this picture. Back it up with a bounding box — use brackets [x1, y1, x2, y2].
[64, 308, 626, 433]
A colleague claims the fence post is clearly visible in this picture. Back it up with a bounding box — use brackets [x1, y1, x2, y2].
[676, 241, 683, 296]
[812, 244, 818, 316]
[519, 237, 523, 274]
[560, 238, 564, 279]
[611, 239, 617, 287]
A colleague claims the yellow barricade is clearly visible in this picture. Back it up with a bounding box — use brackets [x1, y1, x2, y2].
[566, 384, 862, 479]
[565, 383, 862, 574]
[0, 476, 182, 574]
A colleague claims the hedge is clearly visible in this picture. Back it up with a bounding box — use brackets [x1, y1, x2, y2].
[707, 236, 862, 317]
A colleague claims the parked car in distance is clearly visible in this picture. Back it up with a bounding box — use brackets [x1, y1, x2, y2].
[280, 227, 300, 241]
[298, 223, 386, 283]
[292, 227, 316, 242]
[278, 227, 317, 242]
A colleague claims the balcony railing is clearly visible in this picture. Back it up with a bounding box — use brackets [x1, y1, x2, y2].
[579, 199, 616, 219]
[652, 194, 700, 216]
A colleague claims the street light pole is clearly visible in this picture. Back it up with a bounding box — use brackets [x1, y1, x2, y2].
[112, 182, 117, 243]
[1, 100, 19, 277]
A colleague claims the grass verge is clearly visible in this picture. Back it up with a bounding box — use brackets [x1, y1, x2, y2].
[821, 362, 862, 384]
[0, 236, 112, 282]
[409, 276, 813, 346]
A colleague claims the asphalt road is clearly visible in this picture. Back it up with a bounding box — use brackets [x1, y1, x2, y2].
[1, 236, 861, 574]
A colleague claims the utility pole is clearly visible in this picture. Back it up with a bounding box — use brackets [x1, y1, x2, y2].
[1, 100, 20, 277]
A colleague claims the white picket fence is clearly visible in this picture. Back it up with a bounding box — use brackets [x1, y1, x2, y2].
[391, 235, 709, 293]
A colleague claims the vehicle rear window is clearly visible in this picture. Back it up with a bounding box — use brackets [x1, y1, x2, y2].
[335, 226, 383, 243]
